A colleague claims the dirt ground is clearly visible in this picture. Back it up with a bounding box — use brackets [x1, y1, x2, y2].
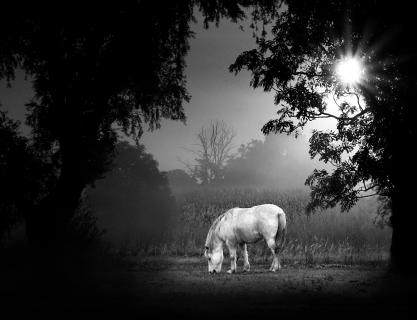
[3, 256, 417, 319]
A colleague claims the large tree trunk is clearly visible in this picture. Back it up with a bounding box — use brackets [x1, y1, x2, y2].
[389, 187, 416, 272]
[389, 56, 417, 272]
[24, 168, 86, 290]
[25, 136, 87, 270]
[25, 176, 85, 254]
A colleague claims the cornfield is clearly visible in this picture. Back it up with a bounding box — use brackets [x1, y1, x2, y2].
[126, 187, 391, 265]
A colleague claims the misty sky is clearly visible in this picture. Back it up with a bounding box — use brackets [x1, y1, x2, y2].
[140, 16, 279, 170]
[0, 13, 334, 172]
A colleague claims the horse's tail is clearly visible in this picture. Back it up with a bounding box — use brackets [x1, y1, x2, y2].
[276, 210, 287, 253]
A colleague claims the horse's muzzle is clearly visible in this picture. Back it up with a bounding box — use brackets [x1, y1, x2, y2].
[209, 270, 216, 274]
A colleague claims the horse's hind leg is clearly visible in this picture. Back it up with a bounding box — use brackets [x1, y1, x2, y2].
[240, 243, 250, 272]
[266, 238, 281, 272]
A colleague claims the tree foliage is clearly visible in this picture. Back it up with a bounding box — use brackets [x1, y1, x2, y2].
[0, 109, 53, 242]
[230, 0, 417, 213]
[2, 1, 196, 186]
[0, 1, 279, 247]
[1, 1, 275, 182]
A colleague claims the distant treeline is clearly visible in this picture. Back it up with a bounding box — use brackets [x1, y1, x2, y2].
[168, 134, 324, 194]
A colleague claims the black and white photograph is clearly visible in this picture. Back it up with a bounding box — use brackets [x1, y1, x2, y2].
[1, 1, 416, 318]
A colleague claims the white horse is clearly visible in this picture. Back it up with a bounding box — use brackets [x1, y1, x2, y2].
[204, 204, 286, 274]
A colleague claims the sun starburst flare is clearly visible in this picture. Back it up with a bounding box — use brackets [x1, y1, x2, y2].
[336, 57, 364, 86]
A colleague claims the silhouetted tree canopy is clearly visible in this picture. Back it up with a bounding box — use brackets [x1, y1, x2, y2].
[230, 0, 417, 269]
[0, 109, 53, 243]
[0, 0, 278, 250]
[171, 134, 318, 190]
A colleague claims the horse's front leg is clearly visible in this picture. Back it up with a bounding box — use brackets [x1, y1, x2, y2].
[227, 243, 237, 274]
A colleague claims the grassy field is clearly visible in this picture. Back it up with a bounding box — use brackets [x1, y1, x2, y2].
[130, 256, 416, 319]
[125, 187, 391, 266]
[0, 188, 404, 319]
[3, 255, 415, 319]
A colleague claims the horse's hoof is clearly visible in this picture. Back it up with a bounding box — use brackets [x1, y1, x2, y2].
[227, 269, 235, 274]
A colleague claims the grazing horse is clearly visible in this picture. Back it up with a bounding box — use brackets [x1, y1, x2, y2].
[204, 204, 286, 274]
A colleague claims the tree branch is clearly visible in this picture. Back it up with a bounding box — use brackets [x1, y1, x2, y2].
[306, 108, 370, 122]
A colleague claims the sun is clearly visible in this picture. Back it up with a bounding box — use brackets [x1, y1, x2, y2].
[336, 57, 364, 86]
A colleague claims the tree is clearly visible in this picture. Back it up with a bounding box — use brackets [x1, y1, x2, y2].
[0, 109, 53, 245]
[0, 1, 274, 253]
[230, 0, 417, 270]
[186, 120, 236, 185]
[88, 142, 176, 248]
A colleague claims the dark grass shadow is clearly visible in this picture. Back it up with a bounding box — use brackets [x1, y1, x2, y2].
[126, 256, 417, 319]
[1, 253, 416, 319]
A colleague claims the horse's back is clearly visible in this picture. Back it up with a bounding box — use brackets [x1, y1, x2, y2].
[224, 204, 284, 244]
[230, 204, 284, 223]
[253, 204, 284, 230]
[253, 203, 284, 215]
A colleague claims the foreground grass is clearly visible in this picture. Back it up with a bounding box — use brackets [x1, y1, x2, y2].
[2, 254, 415, 319]
[126, 256, 415, 320]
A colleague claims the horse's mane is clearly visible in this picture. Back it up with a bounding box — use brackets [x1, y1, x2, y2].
[205, 210, 229, 249]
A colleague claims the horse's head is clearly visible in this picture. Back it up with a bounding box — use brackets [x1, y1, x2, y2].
[204, 246, 223, 274]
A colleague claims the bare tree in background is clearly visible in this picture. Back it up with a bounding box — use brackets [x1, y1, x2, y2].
[186, 120, 236, 185]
